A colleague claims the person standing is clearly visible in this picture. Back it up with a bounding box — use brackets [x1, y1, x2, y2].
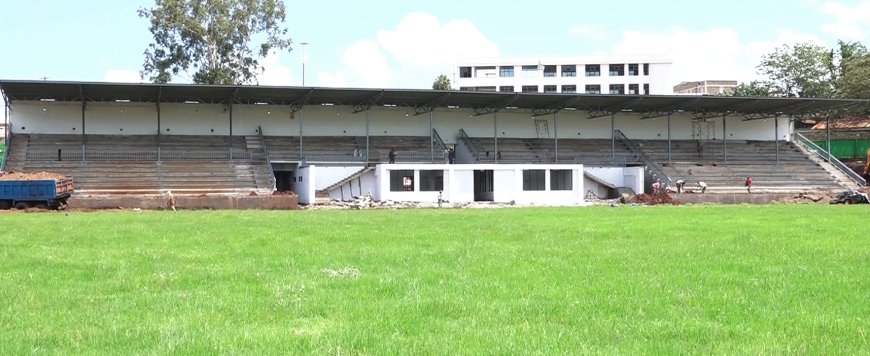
[167, 190, 177, 212]
[698, 181, 707, 194]
[745, 176, 753, 193]
[388, 148, 397, 164]
[447, 147, 456, 164]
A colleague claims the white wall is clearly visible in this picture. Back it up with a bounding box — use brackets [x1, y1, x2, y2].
[315, 166, 368, 190]
[234, 104, 296, 136]
[295, 165, 316, 204]
[327, 170, 377, 201]
[161, 103, 228, 135]
[87, 102, 157, 135]
[12, 101, 80, 134]
[373, 164, 584, 205]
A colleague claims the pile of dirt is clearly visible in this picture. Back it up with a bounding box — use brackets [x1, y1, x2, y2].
[272, 190, 297, 196]
[0, 171, 69, 180]
[634, 193, 679, 205]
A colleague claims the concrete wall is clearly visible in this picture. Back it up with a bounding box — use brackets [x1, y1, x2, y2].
[585, 167, 645, 194]
[68, 194, 298, 210]
[315, 166, 367, 190]
[295, 165, 316, 204]
[161, 103, 229, 135]
[12, 101, 80, 134]
[327, 170, 377, 201]
[87, 102, 158, 135]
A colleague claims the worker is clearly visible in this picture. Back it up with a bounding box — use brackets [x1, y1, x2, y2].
[167, 190, 177, 212]
[388, 148, 397, 164]
[745, 176, 753, 193]
[652, 180, 661, 195]
[697, 181, 707, 194]
[675, 179, 686, 194]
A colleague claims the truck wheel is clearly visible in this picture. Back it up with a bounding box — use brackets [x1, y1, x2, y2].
[13, 202, 31, 210]
[34, 203, 49, 210]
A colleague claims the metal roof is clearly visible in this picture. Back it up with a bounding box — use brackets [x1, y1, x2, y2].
[2, 80, 867, 117]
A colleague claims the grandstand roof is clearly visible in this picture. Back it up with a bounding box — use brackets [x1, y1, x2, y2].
[2, 80, 867, 116]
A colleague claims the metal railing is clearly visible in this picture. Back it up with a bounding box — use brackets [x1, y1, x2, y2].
[794, 132, 866, 186]
[615, 129, 672, 185]
[1, 133, 10, 171]
[258, 126, 277, 191]
[25, 149, 253, 161]
[458, 129, 481, 161]
[431, 128, 448, 161]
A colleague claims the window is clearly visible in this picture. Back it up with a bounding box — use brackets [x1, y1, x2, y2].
[543, 85, 557, 93]
[459, 87, 474, 91]
[585, 64, 600, 77]
[550, 170, 572, 191]
[419, 170, 444, 192]
[390, 170, 414, 192]
[460, 67, 471, 78]
[628, 84, 639, 95]
[609, 84, 625, 95]
[522, 65, 539, 78]
[609, 64, 624, 76]
[561, 65, 577, 77]
[585, 85, 601, 94]
[644, 83, 650, 95]
[523, 169, 546, 191]
[561, 85, 577, 94]
[499, 86, 515, 93]
[522, 85, 538, 93]
[643, 63, 650, 76]
[477, 86, 496, 92]
[628, 64, 639, 76]
[475, 170, 494, 193]
[543, 65, 557, 77]
[499, 66, 514, 77]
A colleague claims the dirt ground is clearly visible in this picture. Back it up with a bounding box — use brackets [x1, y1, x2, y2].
[0, 171, 69, 180]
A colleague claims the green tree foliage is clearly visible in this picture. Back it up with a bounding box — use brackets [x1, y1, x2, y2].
[432, 74, 452, 90]
[729, 80, 773, 97]
[832, 41, 870, 99]
[758, 42, 834, 97]
[138, 0, 292, 85]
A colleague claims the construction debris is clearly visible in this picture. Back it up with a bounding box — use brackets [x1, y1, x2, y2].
[633, 193, 679, 205]
[0, 171, 69, 180]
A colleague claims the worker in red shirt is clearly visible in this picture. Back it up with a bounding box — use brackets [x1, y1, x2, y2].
[745, 176, 753, 194]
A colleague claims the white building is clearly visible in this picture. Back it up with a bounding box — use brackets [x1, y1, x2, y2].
[673, 80, 738, 95]
[455, 55, 672, 95]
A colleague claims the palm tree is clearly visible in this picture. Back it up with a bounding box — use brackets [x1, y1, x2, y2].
[432, 74, 452, 90]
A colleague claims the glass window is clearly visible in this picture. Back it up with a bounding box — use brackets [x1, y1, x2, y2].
[522, 85, 538, 93]
[609, 84, 625, 95]
[585, 64, 600, 77]
[543, 65, 557, 77]
[585, 85, 601, 94]
[523, 169, 546, 191]
[420, 170, 444, 192]
[628, 64, 639, 76]
[499, 86, 514, 93]
[460, 67, 472, 78]
[390, 170, 415, 192]
[561, 65, 576, 77]
[628, 84, 639, 95]
[499, 66, 514, 77]
[550, 170, 572, 191]
[543, 85, 557, 93]
[561, 85, 576, 94]
[644, 83, 650, 95]
[643, 63, 650, 76]
[609, 64, 624, 76]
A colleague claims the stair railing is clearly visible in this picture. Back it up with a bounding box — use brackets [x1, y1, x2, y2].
[793, 131, 866, 186]
[431, 128, 448, 162]
[458, 128, 481, 161]
[258, 126, 277, 191]
[615, 129, 672, 186]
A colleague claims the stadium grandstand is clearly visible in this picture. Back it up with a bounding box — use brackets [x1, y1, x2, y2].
[1, 80, 867, 205]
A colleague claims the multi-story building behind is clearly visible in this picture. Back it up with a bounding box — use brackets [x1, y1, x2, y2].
[673, 80, 738, 95]
[455, 55, 672, 95]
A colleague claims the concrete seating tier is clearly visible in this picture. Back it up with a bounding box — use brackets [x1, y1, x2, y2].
[371, 136, 444, 163]
[638, 140, 811, 165]
[6, 134, 273, 194]
[469, 137, 637, 165]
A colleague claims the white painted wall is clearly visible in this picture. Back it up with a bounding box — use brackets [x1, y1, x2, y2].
[87, 102, 157, 135]
[12, 101, 80, 134]
[161, 103, 228, 135]
[234, 104, 296, 136]
[327, 170, 377, 201]
[373, 164, 584, 205]
[314, 166, 368, 190]
[295, 165, 316, 204]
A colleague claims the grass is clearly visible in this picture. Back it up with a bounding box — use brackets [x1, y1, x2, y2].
[0, 205, 868, 354]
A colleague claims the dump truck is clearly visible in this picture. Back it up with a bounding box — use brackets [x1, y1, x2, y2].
[0, 173, 74, 210]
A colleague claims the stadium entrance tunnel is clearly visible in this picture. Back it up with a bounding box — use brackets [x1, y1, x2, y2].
[473, 169, 495, 202]
[272, 163, 296, 192]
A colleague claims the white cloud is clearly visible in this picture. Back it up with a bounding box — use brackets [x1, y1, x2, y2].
[819, 1, 870, 39]
[257, 51, 294, 86]
[318, 12, 499, 89]
[568, 24, 608, 40]
[104, 69, 142, 83]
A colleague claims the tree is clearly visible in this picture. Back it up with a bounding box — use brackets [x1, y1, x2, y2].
[729, 80, 773, 97]
[757, 42, 834, 97]
[832, 41, 870, 99]
[138, 0, 292, 85]
[432, 74, 452, 90]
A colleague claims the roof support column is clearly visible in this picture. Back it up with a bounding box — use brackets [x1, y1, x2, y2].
[668, 113, 671, 166]
[611, 113, 616, 163]
[81, 100, 86, 163]
[493, 112, 498, 163]
[298, 109, 304, 161]
[553, 112, 559, 163]
[825, 116, 834, 163]
[722, 114, 727, 164]
[429, 111, 433, 162]
[157, 97, 161, 162]
[365, 110, 370, 164]
[775, 115, 779, 163]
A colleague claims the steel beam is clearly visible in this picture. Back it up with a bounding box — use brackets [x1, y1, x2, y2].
[413, 92, 452, 115]
[473, 93, 519, 117]
[353, 90, 385, 113]
[291, 89, 315, 113]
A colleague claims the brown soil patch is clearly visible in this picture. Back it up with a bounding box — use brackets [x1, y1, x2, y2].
[634, 193, 679, 205]
[0, 171, 69, 180]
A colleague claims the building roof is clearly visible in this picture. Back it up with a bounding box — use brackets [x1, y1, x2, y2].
[1, 80, 867, 117]
[811, 117, 870, 130]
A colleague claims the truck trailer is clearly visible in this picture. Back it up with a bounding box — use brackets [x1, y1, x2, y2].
[0, 177, 74, 209]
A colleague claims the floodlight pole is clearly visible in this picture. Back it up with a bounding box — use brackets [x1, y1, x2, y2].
[301, 42, 309, 86]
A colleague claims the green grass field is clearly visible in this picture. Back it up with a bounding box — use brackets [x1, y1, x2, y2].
[1, 205, 868, 354]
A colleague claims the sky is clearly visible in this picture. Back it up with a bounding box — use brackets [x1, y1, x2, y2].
[1, 0, 869, 118]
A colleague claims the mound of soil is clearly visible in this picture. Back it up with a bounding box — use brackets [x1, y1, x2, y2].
[634, 193, 679, 205]
[0, 171, 69, 180]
